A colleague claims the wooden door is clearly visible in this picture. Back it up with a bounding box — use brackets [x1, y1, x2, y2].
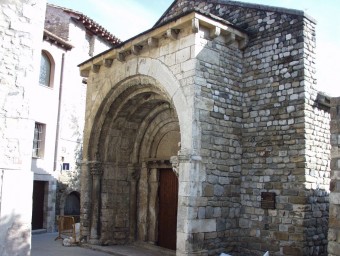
[158, 169, 178, 250]
[32, 181, 45, 230]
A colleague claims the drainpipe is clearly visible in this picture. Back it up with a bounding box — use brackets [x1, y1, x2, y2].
[54, 53, 65, 171]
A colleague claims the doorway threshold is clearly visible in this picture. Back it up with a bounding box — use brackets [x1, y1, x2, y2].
[32, 229, 47, 235]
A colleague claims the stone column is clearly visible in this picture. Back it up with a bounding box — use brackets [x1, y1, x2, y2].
[176, 151, 211, 256]
[148, 168, 159, 243]
[137, 162, 149, 241]
[89, 161, 103, 244]
[80, 161, 91, 239]
[128, 164, 140, 242]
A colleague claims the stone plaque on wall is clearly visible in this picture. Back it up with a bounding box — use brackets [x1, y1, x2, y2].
[261, 192, 276, 209]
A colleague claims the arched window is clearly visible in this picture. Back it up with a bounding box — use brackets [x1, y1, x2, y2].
[39, 52, 52, 87]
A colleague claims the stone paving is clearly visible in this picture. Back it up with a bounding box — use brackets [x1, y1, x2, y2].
[31, 232, 175, 256]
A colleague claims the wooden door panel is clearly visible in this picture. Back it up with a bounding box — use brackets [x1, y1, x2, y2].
[32, 181, 45, 230]
[158, 169, 178, 250]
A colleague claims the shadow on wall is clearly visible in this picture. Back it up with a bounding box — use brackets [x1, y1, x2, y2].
[302, 187, 330, 255]
[0, 213, 31, 256]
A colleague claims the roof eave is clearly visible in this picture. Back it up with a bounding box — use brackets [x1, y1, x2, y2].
[43, 29, 74, 50]
[78, 11, 249, 75]
[154, 0, 317, 27]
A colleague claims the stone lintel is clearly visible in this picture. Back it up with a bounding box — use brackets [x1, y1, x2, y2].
[146, 158, 171, 169]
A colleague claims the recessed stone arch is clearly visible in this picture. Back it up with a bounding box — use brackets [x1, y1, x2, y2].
[82, 57, 194, 249]
[84, 58, 193, 162]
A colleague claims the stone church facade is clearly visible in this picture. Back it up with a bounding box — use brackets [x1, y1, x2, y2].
[79, 1, 330, 255]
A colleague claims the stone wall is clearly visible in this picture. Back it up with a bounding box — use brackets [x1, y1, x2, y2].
[195, 27, 244, 254]
[329, 97, 340, 256]
[45, 5, 72, 41]
[158, 1, 331, 255]
[79, 1, 331, 255]
[0, 0, 45, 170]
[239, 6, 330, 256]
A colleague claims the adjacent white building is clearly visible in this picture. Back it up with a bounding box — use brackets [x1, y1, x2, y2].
[0, 1, 46, 255]
[31, 4, 121, 232]
[0, 3, 120, 254]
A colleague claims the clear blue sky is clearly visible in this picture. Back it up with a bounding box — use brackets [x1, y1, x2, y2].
[47, 0, 340, 96]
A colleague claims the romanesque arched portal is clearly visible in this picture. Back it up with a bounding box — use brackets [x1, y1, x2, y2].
[80, 57, 194, 251]
[96, 77, 181, 247]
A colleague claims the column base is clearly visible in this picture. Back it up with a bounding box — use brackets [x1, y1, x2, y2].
[88, 238, 101, 245]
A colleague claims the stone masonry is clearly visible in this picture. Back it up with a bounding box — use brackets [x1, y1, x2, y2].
[329, 98, 340, 256]
[78, 1, 331, 255]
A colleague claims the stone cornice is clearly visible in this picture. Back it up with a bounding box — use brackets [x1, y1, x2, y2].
[78, 11, 249, 77]
[43, 29, 74, 50]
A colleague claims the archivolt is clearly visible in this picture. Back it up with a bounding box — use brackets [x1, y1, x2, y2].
[86, 57, 192, 163]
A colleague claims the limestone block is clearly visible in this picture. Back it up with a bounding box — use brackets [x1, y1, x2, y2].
[178, 196, 208, 207]
[159, 44, 169, 56]
[185, 219, 216, 233]
[197, 47, 219, 66]
[181, 59, 196, 73]
[176, 47, 191, 64]
[176, 232, 188, 252]
[164, 53, 176, 66]
[179, 181, 202, 197]
[330, 193, 340, 205]
[328, 241, 340, 255]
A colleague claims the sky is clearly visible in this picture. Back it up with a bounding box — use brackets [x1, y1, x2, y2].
[47, 0, 340, 96]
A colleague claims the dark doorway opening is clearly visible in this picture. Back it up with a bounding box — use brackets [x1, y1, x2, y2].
[158, 169, 178, 250]
[64, 191, 80, 216]
[32, 181, 46, 230]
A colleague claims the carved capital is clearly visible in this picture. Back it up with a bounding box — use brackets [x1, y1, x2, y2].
[128, 164, 141, 181]
[170, 156, 179, 177]
[89, 162, 103, 176]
